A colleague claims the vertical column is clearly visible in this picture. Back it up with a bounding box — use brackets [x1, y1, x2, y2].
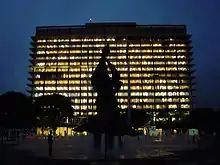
[80, 37, 82, 115]
[152, 39, 156, 124]
[164, 39, 168, 114]
[126, 38, 131, 125]
[92, 37, 96, 112]
[68, 36, 70, 100]
[43, 37, 47, 96]
[177, 42, 181, 114]
[115, 39, 120, 109]
[86, 36, 89, 121]
[140, 39, 143, 110]
[55, 37, 58, 95]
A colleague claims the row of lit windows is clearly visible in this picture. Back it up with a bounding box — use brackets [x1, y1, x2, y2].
[131, 85, 189, 90]
[33, 92, 190, 100]
[35, 55, 187, 60]
[34, 65, 188, 71]
[56, 73, 190, 78]
[36, 38, 183, 43]
[34, 70, 190, 77]
[37, 43, 186, 48]
[130, 104, 190, 109]
[35, 86, 95, 91]
[39, 104, 190, 111]
[33, 84, 130, 90]
[128, 73, 188, 78]
[33, 67, 188, 72]
[36, 61, 187, 67]
[37, 38, 107, 43]
[36, 56, 87, 60]
[34, 84, 189, 91]
[34, 64, 187, 69]
[33, 91, 189, 97]
[129, 73, 189, 77]
[35, 61, 188, 67]
[131, 98, 189, 103]
[32, 93, 191, 110]
[37, 67, 184, 72]
[73, 105, 191, 111]
[36, 37, 179, 43]
[33, 86, 187, 91]
[36, 49, 187, 54]
[61, 98, 190, 107]
[132, 92, 189, 96]
[33, 80, 88, 85]
[32, 93, 190, 104]
[33, 79, 189, 85]
[128, 49, 187, 53]
[34, 80, 187, 85]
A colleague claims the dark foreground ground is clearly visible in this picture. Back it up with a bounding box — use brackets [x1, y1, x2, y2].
[0, 144, 219, 165]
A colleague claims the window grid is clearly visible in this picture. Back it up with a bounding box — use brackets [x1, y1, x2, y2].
[30, 36, 193, 114]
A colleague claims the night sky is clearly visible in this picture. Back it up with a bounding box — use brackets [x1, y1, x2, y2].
[0, 0, 219, 108]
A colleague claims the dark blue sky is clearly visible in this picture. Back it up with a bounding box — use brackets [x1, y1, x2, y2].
[0, 0, 219, 108]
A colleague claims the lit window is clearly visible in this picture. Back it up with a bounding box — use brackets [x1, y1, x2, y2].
[37, 40, 46, 43]
[37, 51, 45, 54]
[168, 92, 179, 96]
[180, 98, 189, 102]
[35, 74, 40, 78]
[153, 44, 162, 47]
[168, 104, 177, 109]
[35, 87, 43, 90]
[71, 39, 81, 42]
[181, 104, 190, 109]
[155, 92, 166, 96]
[177, 50, 186, 53]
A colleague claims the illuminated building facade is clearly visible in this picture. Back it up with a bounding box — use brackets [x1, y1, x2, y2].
[28, 23, 195, 120]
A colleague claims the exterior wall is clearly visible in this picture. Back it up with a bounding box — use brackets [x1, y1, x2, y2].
[28, 23, 194, 119]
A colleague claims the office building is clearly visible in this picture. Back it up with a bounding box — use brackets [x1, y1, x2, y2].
[28, 23, 195, 122]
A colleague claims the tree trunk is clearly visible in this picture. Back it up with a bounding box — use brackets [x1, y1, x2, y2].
[52, 126, 57, 137]
[0, 129, 4, 145]
[66, 126, 68, 136]
[104, 133, 108, 160]
[118, 135, 123, 148]
[93, 133, 101, 150]
[41, 127, 44, 136]
[216, 132, 220, 163]
[16, 131, 20, 145]
[107, 134, 114, 149]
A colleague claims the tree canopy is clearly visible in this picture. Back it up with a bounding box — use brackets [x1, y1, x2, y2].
[75, 108, 151, 136]
[186, 108, 216, 132]
[33, 94, 74, 134]
[0, 91, 34, 129]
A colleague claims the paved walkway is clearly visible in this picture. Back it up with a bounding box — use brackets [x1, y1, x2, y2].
[12, 135, 198, 159]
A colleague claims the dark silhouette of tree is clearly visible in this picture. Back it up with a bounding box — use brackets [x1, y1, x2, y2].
[33, 94, 74, 135]
[185, 108, 220, 162]
[214, 110, 220, 161]
[130, 109, 151, 128]
[215, 110, 220, 132]
[186, 108, 215, 133]
[158, 109, 181, 124]
[155, 109, 189, 132]
[75, 110, 134, 136]
[0, 91, 35, 143]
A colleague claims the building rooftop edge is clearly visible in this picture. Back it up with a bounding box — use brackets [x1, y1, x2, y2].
[36, 23, 186, 30]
